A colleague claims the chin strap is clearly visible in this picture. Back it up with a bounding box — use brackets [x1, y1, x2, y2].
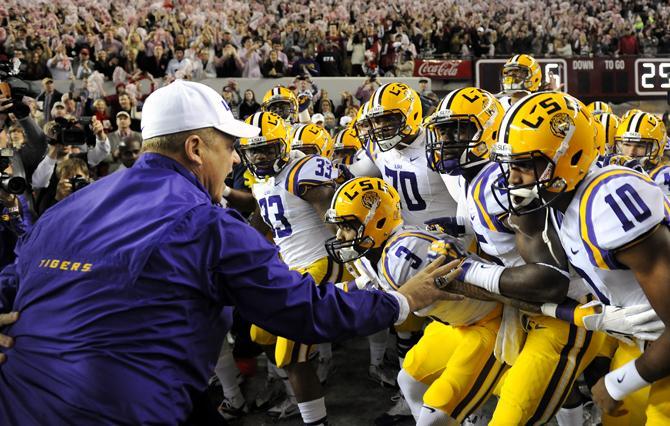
[541, 207, 562, 265]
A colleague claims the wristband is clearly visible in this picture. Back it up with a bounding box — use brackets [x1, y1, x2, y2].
[604, 360, 650, 401]
[222, 186, 232, 198]
[461, 260, 504, 294]
[388, 291, 410, 326]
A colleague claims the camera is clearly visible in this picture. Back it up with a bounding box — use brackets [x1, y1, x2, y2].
[69, 175, 89, 193]
[1, 59, 40, 117]
[48, 116, 96, 146]
[0, 148, 27, 195]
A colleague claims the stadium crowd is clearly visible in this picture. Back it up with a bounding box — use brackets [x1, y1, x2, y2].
[2, 1, 670, 425]
[1, 0, 670, 83]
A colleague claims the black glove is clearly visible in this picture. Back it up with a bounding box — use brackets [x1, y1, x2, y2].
[424, 216, 466, 237]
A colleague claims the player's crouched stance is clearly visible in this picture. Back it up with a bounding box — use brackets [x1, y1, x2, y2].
[324, 177, 505, 425]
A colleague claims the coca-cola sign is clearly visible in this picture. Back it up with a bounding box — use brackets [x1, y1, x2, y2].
[414, 59, 472, 80]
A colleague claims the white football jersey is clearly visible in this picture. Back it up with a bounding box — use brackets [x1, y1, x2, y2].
[460, 162, 518, 264]
[549, 165, 670, 306]
[460, 162, 589, 299]
[349, 129, 457, 226]
[495, 92, 514, 112]
[353, 226, 499, 326]
[251, 154, 338, 270]
[648, 164, 670, 198]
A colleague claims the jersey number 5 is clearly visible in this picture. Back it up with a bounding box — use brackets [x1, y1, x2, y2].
[259, 195, 293, 238]
[603, 183, 652, 232]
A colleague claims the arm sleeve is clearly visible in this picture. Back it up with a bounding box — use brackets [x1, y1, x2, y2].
[213, 210, 400, 343]
[31, 157, 57, 189]
[348, 149, 382, 177]
[17, 116, 48, 177]
[86, 136, 112, 167]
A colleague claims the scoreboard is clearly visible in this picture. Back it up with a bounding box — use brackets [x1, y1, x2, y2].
[475, 57, 670, 102]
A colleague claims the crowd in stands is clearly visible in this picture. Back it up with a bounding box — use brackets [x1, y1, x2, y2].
[1, 0, 670, 84]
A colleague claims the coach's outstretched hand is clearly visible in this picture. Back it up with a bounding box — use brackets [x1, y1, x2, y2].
[398, 256, 464, 312]
[0, 311, 18, 364]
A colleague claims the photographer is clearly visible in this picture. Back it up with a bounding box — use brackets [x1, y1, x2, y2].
[52, 157, 91, 203]
[0, 141, 32, 269]
[32, 116, 110, 214]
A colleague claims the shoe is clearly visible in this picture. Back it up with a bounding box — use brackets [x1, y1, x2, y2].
[253, 377, 285, 410]
[316, 357, 334, 385]
[374, 392, 412, 425]
[267, 396, 300, 420]
[218, 396, 248, 420]
[368, 364, 398, 388]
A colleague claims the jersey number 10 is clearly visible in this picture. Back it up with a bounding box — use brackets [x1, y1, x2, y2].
[603, 183, 652, 232]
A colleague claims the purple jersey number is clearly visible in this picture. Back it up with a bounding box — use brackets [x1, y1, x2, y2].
[603, 183, 652, 232]
[259, 195, 293, 238]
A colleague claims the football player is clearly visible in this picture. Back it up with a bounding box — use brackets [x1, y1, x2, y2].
[425, 87, 605, 425]
[593, 112, 620, 155]
[586, 101, 613, 118]
[332, 126, 363, 166]
[488, 91, 670, 423]
[325, 177, 504, 426]
[497, 54, 543, 110]
[290, 123, 335, 159]
[349, 82, 458, 226]
[238, 111, 343, 424]
[261, 85, 302, 126]
[614, 111, 670, 196]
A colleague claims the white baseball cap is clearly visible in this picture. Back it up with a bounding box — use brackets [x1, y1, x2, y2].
[311, 113, 325, 124]
[141, 80, 259, 140]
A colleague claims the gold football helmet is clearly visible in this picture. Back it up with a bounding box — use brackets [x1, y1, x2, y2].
[332, 127, 363, 165]
[355, 83, 422, 151]
[261, 86, 299, 124]
[615, 111, 667, 167]
[501, 54, 542, 93]
[586, 101, 613, 118]
[425, 87, 504, 175]
[490, 91, 597, 215]
[593, 112, 620, 155]
[238, 112, 291, 178]
[325, 177, 403, 263]
[290, 123, 334, 158]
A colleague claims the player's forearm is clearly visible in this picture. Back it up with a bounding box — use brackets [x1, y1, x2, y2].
[636, 330, 670, 383]
[224, 188, 257, 213]
[460, 259, 569, 303]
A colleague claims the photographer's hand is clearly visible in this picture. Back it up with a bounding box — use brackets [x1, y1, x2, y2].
[54, 177, 73, 202]
[91, 117, 105, 139]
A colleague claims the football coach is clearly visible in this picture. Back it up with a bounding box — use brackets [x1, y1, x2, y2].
[0, 80, 462, 425]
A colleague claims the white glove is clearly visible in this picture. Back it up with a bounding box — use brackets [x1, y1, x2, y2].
[581, 301, 665, 341]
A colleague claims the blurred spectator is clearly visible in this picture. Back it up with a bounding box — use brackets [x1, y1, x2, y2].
[110, 139, 142, 173]
[311, 113, 325, 128]
[619, 29, 641, 54]
[323, 112, 337, 136]
[72, 48, 95, 80]
[46, 45, 72, 80]
[36, 78, 63, 123]
[94, 50, 117, 80]
[347, 32, 366, 77]
[239, 37, 262, 79]
[395, 51, 415, 77]
[108, 111, 142, 159]
[355, 75, 381, 105]
[334, 91, 358, 119]
[317, 42, 343, 77]
[166, 48, 191, 77]
[138, 45, 170, 78]
[292, 47, 320, 77]
[215, 43, 244, 78]
[261, 50, 285, 78]
[92, 99, 113, 134]
[23, 51, 50, 81]
[222, 84, 241, 119]
[239, 89, 261, 120]
[271, 39, 289, 69]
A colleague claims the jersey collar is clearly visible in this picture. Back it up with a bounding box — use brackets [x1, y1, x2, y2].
[134, 153, 211, 202]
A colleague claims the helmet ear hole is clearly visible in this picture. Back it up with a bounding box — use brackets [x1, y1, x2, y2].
[376, 218, 386, 229]
[492, 130, 498, 141]
[413, 112, 419, 121]
[571, 150, 583, 166]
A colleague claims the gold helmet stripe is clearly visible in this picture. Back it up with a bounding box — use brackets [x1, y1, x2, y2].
[371, 83, 391, 108]
[628, 112, 645, 134]
[499, 91, 543, 144]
